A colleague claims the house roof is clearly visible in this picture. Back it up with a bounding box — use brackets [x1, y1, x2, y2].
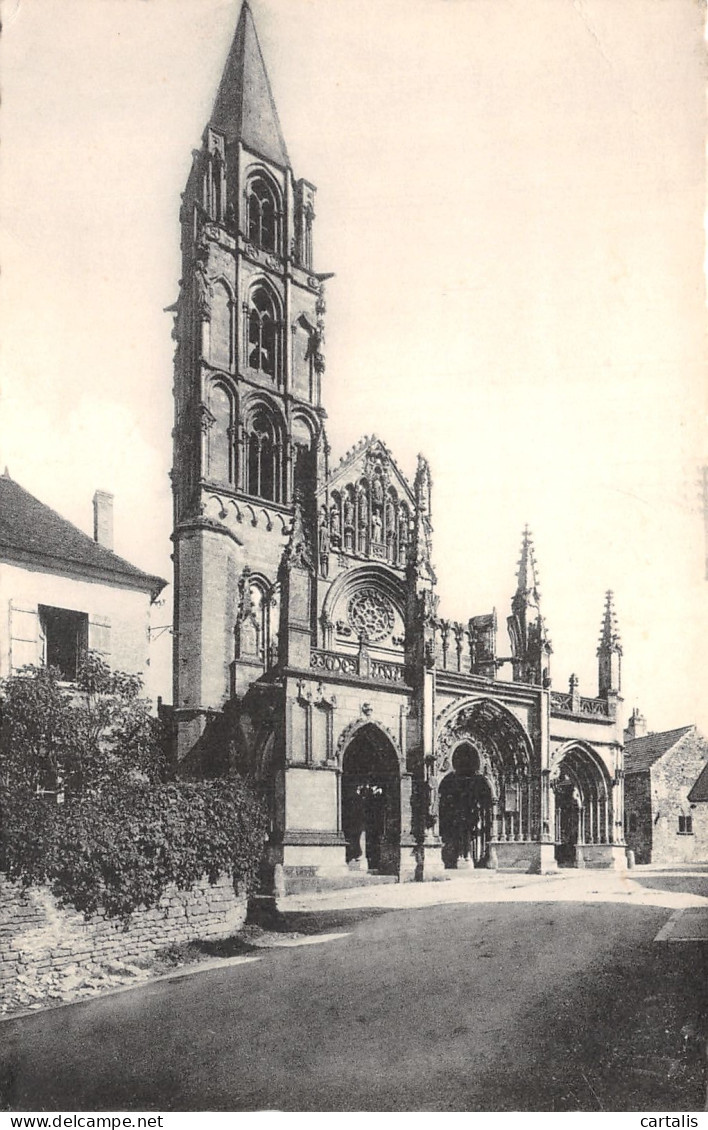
[689, 760, 708, 803]
[0, 473, 166, 598]
[624, 725, 695, 774]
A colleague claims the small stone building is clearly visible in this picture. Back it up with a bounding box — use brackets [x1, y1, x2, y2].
[169, 2, 629, 890]
[0, 472, 165, 683]
[624, 711, 708, 864]
[687, 763, 708, 855]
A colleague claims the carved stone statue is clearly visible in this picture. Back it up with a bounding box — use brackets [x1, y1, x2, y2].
[343, 496, 354, 527]
[373, 477, 384, 505]
[319, 507, 330, 554]
[194, 257, 212, 321]
[358, 492, 368, 526]
[427, 774, 440, 821]
[372, 512, 382, 543]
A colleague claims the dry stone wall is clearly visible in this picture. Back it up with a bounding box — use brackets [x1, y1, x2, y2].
[0, 874, 246, 1015]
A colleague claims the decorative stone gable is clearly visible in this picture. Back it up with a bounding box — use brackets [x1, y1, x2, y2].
[320, 436, 414, 570]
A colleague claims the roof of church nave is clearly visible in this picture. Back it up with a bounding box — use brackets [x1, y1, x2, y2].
[210, 1, 290, 169]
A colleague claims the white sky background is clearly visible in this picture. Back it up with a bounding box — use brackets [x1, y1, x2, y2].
[1, 0, 706, 729]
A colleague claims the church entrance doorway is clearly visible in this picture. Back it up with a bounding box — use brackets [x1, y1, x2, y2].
[553, 744, 611, 867]
[341, 724, 400, 875]
[554, 778, 581, 866]
[439, 743, 493, 868]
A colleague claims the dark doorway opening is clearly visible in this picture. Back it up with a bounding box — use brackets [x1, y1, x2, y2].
[554, 777, 581, 866]
[439, 743, 493, 868]
[341, 724, 400, 875]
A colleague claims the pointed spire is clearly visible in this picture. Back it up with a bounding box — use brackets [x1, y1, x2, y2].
[597, 590, 622, 697]
[597, 590, 622, 655]
[210, 2, 290, 168]
[409, 455, 436, 584]
[507, 527, 551, 686]
[514, 525, 541, 608]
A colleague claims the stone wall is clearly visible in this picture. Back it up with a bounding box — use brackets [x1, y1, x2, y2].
[0, 874, 246, 1014]
[651, 731, 708, 864]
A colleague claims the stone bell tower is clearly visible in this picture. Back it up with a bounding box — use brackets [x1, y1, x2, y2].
[170, 1, 331, 759]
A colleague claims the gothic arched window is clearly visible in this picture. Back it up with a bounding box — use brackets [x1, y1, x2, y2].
[247, 176, 278, 252]
[207, 382, 233, 484]
[247, 407, 281, 502]
[248, 286, 278, 378]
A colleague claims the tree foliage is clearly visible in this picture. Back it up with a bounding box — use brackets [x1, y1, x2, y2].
[0, 656, 268, 918]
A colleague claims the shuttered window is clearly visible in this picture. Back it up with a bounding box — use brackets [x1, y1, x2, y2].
[88, 614, 111, 658]
[9, 603, 40, 673]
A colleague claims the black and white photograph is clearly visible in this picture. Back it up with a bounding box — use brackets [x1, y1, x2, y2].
[0, 0, 706, 1114]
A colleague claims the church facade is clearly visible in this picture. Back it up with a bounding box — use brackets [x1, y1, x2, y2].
[170, 2, 627, 890]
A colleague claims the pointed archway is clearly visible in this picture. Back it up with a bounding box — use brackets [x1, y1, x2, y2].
[435, 698, 534, 868]
[551, 743, 613, 866]
[341, 723, 401, 874]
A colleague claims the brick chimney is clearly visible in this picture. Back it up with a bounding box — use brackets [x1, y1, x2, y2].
[624, 707, 647, 743]
[93, 490, 114, 551]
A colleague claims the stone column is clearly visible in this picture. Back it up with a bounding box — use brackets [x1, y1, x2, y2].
[541, 770, 552, 841]
[612, 772, 625, 845]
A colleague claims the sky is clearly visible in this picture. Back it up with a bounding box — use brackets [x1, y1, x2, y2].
[1, 0, 706, 729]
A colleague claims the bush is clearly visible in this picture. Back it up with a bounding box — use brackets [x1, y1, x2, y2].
[0, 660, 268, 919]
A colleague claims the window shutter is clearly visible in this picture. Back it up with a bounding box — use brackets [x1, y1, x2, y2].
[88, 614, 111, 657]
[9, 603, 40, 672]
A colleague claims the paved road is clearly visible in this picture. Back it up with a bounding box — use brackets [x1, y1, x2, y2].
[2, 869, 707, 1112]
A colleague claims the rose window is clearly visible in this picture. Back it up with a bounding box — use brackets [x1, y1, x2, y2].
[347, 589, 395, 642]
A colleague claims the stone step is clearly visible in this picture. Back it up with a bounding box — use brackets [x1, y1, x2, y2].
[283, 871, 398, 895]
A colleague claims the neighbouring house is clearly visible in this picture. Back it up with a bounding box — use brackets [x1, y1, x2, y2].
[0, 471, 165, 683]
[624, 709, 708, 864]
[687, 762, 708, 853]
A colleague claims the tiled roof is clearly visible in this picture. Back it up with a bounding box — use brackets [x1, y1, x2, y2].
[624, 725, 695, 774]
[688, 760, 708, 803]
[0, 473, 166, 597]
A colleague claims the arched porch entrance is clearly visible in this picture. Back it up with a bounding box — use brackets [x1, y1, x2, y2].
[439, 743, 493, 868]
[552, 744, 612, 866]
[341, 723, 401, 875]
[435, 699, 534, 869]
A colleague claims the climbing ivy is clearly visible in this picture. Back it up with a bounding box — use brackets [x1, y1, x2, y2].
[0, 658, 268, 919]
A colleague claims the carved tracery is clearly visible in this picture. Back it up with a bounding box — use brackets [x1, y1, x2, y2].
[326, 451, 410, 566]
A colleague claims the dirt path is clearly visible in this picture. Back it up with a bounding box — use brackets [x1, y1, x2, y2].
[1, 872, 706, 1111]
